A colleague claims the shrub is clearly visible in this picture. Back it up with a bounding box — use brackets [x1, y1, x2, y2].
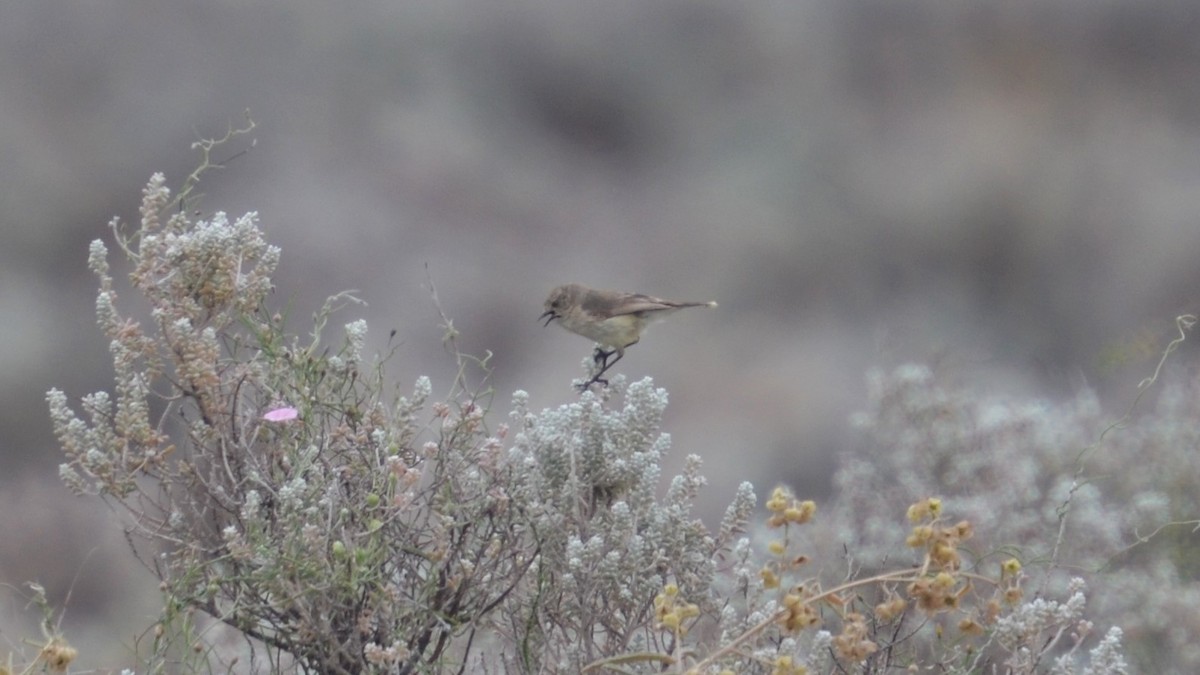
[41, 140, 1154, 673]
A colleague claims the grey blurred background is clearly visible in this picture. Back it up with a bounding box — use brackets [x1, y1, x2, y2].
[4, 0, 1200, 667]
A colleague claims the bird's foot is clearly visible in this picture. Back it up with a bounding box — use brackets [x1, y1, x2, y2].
[576, 375, 609, 392]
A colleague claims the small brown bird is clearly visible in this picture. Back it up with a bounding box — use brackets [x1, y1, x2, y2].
[540, 283, 718, 388]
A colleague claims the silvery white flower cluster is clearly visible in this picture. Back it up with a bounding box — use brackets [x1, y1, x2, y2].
[500, 377, 755, 671]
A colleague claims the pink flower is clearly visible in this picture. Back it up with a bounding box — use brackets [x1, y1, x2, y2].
[263, 406, 299, 422]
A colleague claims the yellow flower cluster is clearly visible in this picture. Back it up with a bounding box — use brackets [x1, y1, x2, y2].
[902, 498, 1030, 639]
[780, 587, 820, 632]
[38, 636, 77, 673]
[760, 486, 816, 593]
[831, 612, 878, 662]
[904, 497, 973, 571]
[765, 486, 816, 528]
[874, 591, 907, 621]
[901, 498, 974, 613]
[908, 571, 969, 613]
[654, 584, 700, 635]
[769, 655, 808, 675]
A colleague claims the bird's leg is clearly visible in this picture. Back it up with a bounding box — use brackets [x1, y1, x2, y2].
[592, 346, 615, 368]
[579, 350, 623, 390]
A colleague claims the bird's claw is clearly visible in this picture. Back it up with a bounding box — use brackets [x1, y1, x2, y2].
[576, 376, 609, 392]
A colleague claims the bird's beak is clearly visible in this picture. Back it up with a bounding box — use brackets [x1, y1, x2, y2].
[539, 310, 557, 327]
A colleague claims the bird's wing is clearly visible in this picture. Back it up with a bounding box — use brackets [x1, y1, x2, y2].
[597, 293, 680, 317]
